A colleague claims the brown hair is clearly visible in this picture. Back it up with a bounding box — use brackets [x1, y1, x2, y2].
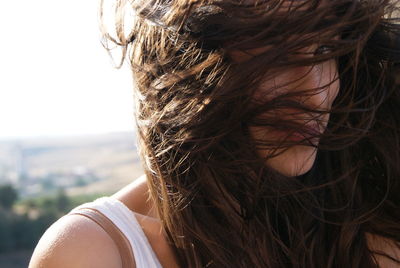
[101, 0, 400, 267]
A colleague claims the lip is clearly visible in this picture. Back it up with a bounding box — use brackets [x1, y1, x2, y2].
[278, 124, 322, 142]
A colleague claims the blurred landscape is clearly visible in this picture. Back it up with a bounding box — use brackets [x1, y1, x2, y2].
[0, 131, 143, 267]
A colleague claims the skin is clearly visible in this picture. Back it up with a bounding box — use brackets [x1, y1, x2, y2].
[229, 0, 340, 177]
[231, 43, 340, 177]
[255, 51, 339, 177]
[29, 174, 399, 268]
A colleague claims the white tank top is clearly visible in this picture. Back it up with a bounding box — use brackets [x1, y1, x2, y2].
[69, 196, 163, 268]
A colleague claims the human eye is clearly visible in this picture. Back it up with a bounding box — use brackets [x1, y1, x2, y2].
[313, 45, 335, 56]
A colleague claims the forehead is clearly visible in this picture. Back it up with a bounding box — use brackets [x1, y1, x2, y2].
[227, 0, 339, 62]
[241, 0, 329, 11]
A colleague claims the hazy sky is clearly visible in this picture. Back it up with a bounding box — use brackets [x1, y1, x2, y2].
[0, 0, 135, 140]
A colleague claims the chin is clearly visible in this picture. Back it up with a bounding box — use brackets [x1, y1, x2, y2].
[265, 145, 318, 177]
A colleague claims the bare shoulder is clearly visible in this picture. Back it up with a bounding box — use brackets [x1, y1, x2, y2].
[112, 174, 180, 268]
[29, 174, 177, 268]
[28, 212, 127, 268]
[111, 174, 158, 218]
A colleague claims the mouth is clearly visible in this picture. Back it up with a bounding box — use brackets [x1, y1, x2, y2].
[277, 123, 323, 142]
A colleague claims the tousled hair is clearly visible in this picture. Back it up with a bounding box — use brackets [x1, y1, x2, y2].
[101, 0, 400, 267]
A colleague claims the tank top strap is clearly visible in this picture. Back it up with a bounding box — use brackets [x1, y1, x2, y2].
[69, 196, 163, 268]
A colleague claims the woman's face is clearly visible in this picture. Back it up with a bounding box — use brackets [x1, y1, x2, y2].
[232, 44, 340, 177]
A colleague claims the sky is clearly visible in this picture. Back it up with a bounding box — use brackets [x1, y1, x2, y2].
[0, 0, 135, 140]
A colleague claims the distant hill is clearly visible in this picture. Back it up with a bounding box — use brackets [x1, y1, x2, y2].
[0, 131, 143, 199]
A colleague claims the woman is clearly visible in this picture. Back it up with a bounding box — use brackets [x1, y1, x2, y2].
[29, 0, 400, 267]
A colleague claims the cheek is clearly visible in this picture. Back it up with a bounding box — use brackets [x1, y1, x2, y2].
[324, 59, 340, 104]
[253, 77, 281, 102]
[331, 76, 340, 103]
[253, 67, 305, 102]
